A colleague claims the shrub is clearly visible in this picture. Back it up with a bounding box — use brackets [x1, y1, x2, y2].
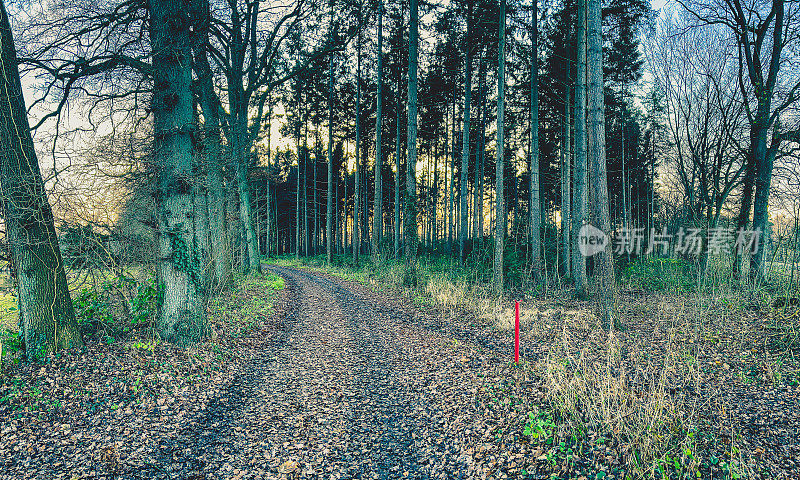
[623, 256, 696, 292]
[73, 276, 161, 340]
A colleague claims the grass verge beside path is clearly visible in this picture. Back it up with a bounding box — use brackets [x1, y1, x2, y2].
[266, 255, 800, 479]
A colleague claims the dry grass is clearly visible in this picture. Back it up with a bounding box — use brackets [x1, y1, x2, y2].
[270, 254, 799, 477]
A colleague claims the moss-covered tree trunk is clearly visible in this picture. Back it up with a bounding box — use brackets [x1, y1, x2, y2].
[150, 0, 206, 344]
[0, 0, 82, 358]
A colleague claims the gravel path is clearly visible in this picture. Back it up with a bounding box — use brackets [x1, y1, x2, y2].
[158, 265, 503, 479]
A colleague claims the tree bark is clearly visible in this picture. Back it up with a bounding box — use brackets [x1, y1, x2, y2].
[493, 0, 506, 294]
[587, 0, 617, 327]
[0, 0, 83, 358]
[404, 0, 419, 284]
[572, 0, 589, 296]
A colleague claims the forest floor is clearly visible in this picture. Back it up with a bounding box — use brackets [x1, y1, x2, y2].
[1, 264, 799, 479]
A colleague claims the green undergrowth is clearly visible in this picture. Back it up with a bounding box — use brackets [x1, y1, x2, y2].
[0, 271, 286, 415]
[208, 271, 284, 339]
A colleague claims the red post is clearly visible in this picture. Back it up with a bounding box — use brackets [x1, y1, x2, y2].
[514, 301, 520, 364]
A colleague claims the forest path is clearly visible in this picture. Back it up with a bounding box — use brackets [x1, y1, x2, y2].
[164, 265, 503, 479]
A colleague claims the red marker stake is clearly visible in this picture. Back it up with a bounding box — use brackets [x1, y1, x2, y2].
[514, 301, 520, 364]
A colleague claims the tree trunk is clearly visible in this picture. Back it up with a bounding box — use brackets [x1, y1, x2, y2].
[530, 0, 542, 279]
[0, 0, 82, 358]
[295, 89, 302, 259]
[561, 86, 571, 276]
[373, 4, 384, 261]
[493, 0, 506, 294]
[477, 52, 487, 243]
[459, 0, 474, 263]
[449, 100, 455, 253]
[313, 133, 319, 256]
[750, 117, 774, 281]
[354, 29, 362, 265]
[395, 69, 402, 259]
[191, 0, 231, 289]
[587, 0, 617, 327]
[572, 0, 589, 295]
[404, 0, 419, 284]
[232, 107, 260, 273]
[148, 0, 206, 344]
[326, 21, 335, 264]
[265, 101, 272, 258]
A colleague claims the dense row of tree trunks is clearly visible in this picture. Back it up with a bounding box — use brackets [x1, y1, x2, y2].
[493, 0, 506, 293]
[0, 0, 83, 358]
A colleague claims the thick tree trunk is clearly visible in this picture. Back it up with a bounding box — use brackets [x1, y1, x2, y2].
[404, 0, 419, 283]
[0, 0, 83, 358]
[191, 0, 231, 289]
[572, 0, 589, 296]
[148, 0, 207, 344]
[459, 0, 473, 263]
[587, 0, 617, 328]
[750, 118, 773, 281]
[530, 0, 542, 279]
[373, 5, 384, 261]
[493, 0, 506, 294]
